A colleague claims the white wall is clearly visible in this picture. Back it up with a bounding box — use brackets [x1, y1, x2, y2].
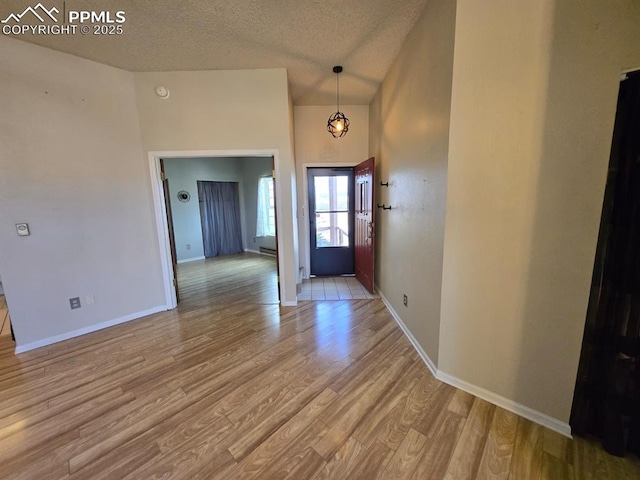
[164, 157, 245, 262]
[294, 105, 369, 277]
[0, 37, 165, 348]
[134, 69, 299, 304]
[369, 0, 456, 366]
[440, 0, 640, 424]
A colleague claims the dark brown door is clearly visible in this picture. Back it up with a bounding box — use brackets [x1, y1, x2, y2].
[160, 159, 180, 304]
[355, 157, 375, 293]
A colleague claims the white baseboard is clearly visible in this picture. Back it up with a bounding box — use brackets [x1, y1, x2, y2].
[437, 371, 572, 438]
[376, 288, 572, 439]
[378, 289, 438, 378]
[14, 305, 168, 354]
[177, 256, 205, 264]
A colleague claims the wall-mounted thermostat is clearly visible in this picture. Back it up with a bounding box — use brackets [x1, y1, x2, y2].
[16, 223, 30, 236]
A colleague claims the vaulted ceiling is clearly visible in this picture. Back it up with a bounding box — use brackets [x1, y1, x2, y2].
[1, 0, 429, 104]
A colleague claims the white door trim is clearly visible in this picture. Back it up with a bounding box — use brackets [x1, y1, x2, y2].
[148, 149, 285, 309]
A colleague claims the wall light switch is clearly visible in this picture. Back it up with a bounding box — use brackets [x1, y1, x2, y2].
[16, 223, 30, 236]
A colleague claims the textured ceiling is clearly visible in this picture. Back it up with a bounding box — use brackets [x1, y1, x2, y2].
[0, 0, 429, 104]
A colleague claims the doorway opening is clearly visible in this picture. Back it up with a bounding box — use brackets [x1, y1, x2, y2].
[150, 151, 284, 308]
[302, 157, 376, 299]
[308, 167, 355, 276]
[0, 279, 14, 343]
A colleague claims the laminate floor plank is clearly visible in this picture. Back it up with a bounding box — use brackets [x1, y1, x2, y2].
[314, 353, 415, 460]
[0, 356, 145, 418]
[543, 427, 573, 464]
[120, 414, 236, 480]
[1, 254, 637, 479]
[508, 418, 544, 480]
[448, 389, 476, 418]
[310, 436, 367, 480]
[343, 438, 394, 479]
[282, 447, 327, 479]
[410, 411, 466, 479]
[379, 427, 429, 479]
[351, 359, 425, 448]
[443, 398, 496, 479]
[377, 371, 441, 451]
[220, 388, 336, 480]
[475, 407, 519, 480]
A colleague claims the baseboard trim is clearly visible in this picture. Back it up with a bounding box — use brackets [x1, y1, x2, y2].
[244, 248, 276, 258]
[14, 305, 168, 354]
[437, 371, 572, 438]
[377, 289, 438, 378]
[177, 256, 205, 264]
[376, 287, 572, 439]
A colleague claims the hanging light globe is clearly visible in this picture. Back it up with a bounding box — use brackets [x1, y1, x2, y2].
[327, 66, 349, 138]
[327, 111, 350, 138]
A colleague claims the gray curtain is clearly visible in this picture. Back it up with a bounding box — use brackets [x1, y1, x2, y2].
[197, 181, 243, 257]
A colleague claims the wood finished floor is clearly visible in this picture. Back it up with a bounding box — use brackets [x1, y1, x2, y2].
[0, 294, 11, 338]
[1, 254, 639, 479]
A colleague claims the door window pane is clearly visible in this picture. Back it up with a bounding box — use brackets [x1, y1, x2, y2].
[316, 212, 349, 247]
[314, 176, 349, 212]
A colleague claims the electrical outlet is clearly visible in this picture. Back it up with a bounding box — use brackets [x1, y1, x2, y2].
[69, 297, 81, 310]
[186, 244, 191, 250]
[86, 295, 95, 305]
[403, 294, 408, 307]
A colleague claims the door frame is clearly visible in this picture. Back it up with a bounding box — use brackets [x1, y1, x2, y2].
[301, 162, 357, 280]
[149, 149, 286, 309]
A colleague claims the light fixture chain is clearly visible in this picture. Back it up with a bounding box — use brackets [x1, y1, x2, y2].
[336, 69, 340, 111]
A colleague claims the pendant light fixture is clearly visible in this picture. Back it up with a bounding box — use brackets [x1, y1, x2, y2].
[327, 66, 349, 138]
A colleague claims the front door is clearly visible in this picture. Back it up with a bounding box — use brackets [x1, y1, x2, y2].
[308, 168, 355, 276]
[355, 157, 375, 293]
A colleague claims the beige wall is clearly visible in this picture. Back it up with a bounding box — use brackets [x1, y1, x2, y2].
[369, 0, 456, 365]
[0, 37, 165, 347]
[0, 41, 301, 350]
[134, 69, 299, 304]
[293, 105, 369, 277]
[440, 0, 640, 423]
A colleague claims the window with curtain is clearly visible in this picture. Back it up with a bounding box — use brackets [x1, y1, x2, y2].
[256, 176, 275, 237]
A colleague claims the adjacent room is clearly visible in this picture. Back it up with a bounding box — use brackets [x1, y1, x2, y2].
[161, 156, 279, 306]
[1, 0, 639, 478]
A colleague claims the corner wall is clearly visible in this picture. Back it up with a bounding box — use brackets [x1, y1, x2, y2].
[0, 37, 166, 348]
[369, 0, 456, 366]
[134, 69, 299, 304]
[440, 0, 640, 425]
